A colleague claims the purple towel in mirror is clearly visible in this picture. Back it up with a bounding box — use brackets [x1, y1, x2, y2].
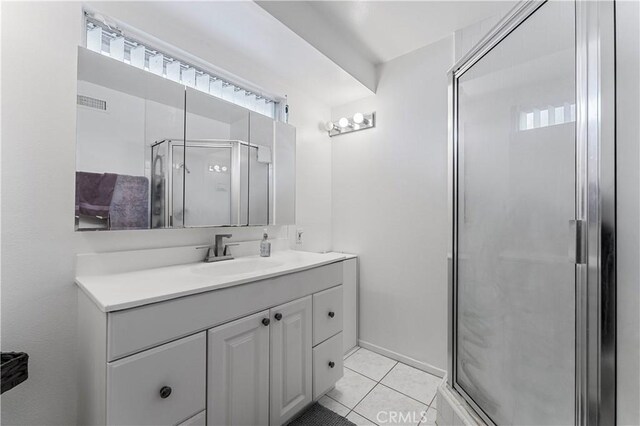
[75, 172, 118, 218]
[109, 175, 149, 230]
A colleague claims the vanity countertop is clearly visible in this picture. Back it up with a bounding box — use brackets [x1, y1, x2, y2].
[75, 250, 347, 313]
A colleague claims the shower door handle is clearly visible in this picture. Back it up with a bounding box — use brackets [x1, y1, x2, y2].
[569, 220, 587, 265]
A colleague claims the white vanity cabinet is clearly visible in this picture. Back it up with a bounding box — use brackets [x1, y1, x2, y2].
[207, 310, 271, 426]
[269, 296, 313, 425]
[77, 255, 349, 426]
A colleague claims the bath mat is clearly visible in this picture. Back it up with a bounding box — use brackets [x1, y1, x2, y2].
[287, 402, 356, 426]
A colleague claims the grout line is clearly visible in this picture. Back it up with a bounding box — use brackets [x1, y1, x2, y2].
[333, 352, 443, 425]
[347, 361, 399, 425]
[350, 358, 440, 411]
[377, 382, 433, 410]
[353, 411, 382, 426]
[324, 394, 351, 414]
[347, 377, 382, 419]
[427, 393, 437, 410]
[344, 363, 397, 383]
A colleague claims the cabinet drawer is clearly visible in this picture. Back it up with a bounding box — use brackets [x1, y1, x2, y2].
[313, 332, 343, 399]
[107, 333, 206, 426]
[313, 285, 343, 346]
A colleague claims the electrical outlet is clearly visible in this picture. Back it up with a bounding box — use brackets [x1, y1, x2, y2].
[296, 229, 304, 245]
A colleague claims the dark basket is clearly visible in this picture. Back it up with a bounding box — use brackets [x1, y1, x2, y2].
[1, 352, 29, 394]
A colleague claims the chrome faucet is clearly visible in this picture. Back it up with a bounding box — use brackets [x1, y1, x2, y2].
[204, 234, 237, 262]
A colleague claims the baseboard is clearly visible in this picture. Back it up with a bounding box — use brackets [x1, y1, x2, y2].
[357, 339, 447, 378]
[344, 346, 359, 359]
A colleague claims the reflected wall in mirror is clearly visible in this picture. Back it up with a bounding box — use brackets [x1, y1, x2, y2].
[75, 47, 295, 231]
[76, 47, 184, 231]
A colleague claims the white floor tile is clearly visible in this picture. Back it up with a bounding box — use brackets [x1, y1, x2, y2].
[344, 348, 397, 381]
[318, 395, 350, 417]
[327, 368, 377, 409]
[347, 411, 378, 426]
[381, 363, 443, 405]
[418, 408, 437, 426]
[354, 384, 429, 426]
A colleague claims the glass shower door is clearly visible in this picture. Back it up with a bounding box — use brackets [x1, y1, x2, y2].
[184, 145, 233, 227]
[455, 1, 576, 424]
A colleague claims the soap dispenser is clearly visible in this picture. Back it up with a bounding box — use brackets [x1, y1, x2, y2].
[260, 230, 271, 257]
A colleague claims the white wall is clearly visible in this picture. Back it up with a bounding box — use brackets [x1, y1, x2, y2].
[0, 2, 331, 424]
[289, 96, 332, 253]
[616, 1, 640, 424]
[454, 14, 502, 63]
[331, 36, 453, 373]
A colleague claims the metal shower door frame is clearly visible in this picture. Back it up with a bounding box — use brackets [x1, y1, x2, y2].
[446, 1, 616, 425]
[152, 138, 252, 227]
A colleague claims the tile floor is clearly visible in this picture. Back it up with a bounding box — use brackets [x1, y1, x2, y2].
[318, 347, 445, 426]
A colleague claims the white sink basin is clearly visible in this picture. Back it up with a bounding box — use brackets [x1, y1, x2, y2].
[189, 257, 284, 277]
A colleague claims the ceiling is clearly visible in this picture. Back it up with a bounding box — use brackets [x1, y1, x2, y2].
[91, 1, 514, 108]
[306, 1, 515, 65]
[257, 1, 515, 94]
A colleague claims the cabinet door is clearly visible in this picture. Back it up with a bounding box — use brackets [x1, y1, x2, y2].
[270, 296, 312, 425]
[208, 311, 270, 426]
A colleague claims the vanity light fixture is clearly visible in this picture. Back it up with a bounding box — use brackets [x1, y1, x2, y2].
[325, 112, 376, 137]
[324, 121, 339, 132]
[208, 165, 228, 173]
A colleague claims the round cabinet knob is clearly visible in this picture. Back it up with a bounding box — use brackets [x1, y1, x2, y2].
[274, 313, 283, 321]
[328, 361, 335, 368]
[328, 311, 335, 318]
[159, 386, 172, 399]
[262, 318, 271, 326]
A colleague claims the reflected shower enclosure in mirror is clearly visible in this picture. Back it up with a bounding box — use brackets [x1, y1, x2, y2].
[75, 47, 295, 231]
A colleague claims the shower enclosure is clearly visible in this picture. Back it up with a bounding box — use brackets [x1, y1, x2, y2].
[151, 139, 269, 228]
[448, 1, 615, 425]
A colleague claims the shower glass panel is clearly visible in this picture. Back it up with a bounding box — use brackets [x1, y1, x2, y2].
[151, 140, 251, 227]
[171, 145, 185, 227]
[455, 2, 575, 424]
[184, 145, 233, 227]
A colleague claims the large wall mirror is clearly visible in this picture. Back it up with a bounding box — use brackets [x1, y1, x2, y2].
[75, 47, 295, 231]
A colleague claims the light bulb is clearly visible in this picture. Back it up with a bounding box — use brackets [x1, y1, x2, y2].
[338, 117, 350, 128]
[353, 112, 364, 124]
[324, 121, 335, 132]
